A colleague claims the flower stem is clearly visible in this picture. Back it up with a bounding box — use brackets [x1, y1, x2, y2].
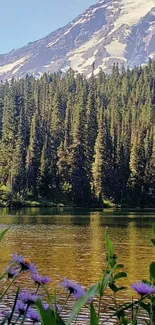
[11, 314, 21, 325]
[0, 277, 17, 300]
[60, 293, 70, 314]
[74, 313, 79, 325]
[98, 293, 102, 318]
[35, 283, 40, 295]
[19, 304, 29, 325]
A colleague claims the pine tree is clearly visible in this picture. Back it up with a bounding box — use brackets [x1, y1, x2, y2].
[145, 127, 155, 205]
[50, 91, 63, 146]
[92, 108, 112, 203]
[11, 108, 26, 197]
[26, 110, 41, 197]
[37, 133, 58, 200]
[128, 127, 146, 206]
[0, 62, 154, 206]
[85, 78, 98, 180]
[69, 90, 91, 206]
[0, 88, 16, 190]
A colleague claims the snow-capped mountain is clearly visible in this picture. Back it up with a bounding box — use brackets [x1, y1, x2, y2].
[0, 0, 155, 80]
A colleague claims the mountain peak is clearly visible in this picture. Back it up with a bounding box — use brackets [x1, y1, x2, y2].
[0, 0, 155, 80]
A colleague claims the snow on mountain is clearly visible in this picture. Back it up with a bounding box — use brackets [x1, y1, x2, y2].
[113, 0, 154, 27]
[0, 0, 155, 80]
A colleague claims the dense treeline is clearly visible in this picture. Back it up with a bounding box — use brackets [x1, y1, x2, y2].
[0, 59, 155, 207]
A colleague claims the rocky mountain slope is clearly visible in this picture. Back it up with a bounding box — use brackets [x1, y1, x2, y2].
[0, 0, 155, 80]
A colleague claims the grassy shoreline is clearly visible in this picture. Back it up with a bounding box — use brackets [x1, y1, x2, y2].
[0, 199, 154, 211]
[0, 198, 115, 208]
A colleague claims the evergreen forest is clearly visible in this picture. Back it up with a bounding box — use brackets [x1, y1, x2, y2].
[0, 59, 155, 208]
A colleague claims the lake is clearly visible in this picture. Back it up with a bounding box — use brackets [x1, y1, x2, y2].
[0, 207, 155, 322]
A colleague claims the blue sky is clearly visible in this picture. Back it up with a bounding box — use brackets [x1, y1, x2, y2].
[0, 0, 97, 54]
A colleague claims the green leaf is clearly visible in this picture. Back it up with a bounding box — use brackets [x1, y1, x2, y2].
[116, 286, 126, 292]
[58, 318, 66, 325]
[151, 239, 155, 246]
[35, 299, 65, 325]
[115, 264, 124, 269]
[0, 226, 11, 241]
[66, 284, 99, 325]
[151, 296, 155, 303]
[109, 283, 118, 293]
[90, 302, 98, 325]
[115, 309, 126, 320]
[141, 279, 151, 285]
[139, 301, 150, 313]
[114, 272, 127, 281]
[109, 283, 126, 293]
[100, 261, 121, 297]
[99, 272, 114, 296]
[131, 321, 137, 325]
[119, 317, 129, 325]
[105, 231, 114, 260]
[41, 283, 53, 306]
[150, 262, 155, 279]
[152, 224, 155, 235]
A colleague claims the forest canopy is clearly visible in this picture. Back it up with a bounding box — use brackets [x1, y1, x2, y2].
[0, 59, 155, 207]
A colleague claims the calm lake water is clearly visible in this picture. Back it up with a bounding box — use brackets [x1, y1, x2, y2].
[0, 207, 155, 301]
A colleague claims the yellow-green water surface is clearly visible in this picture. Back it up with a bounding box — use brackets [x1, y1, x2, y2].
[0, 207, 155, 300]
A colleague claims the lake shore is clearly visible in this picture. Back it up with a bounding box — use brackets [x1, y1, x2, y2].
[0, 199, 155, 212]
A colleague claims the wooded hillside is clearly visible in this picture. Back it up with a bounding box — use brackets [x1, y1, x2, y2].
[0, 60, 155, 207]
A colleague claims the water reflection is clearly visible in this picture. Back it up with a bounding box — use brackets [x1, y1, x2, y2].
[0, 208, 155, 299]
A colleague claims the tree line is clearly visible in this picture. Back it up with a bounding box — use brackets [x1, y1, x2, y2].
[0, 59, 155, 207]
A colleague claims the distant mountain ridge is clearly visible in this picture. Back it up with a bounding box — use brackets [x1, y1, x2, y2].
[0, 0, 155, 80]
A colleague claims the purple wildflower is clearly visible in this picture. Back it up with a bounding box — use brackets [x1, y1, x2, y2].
[16, 301, 27, 315]
[12, 253, 37, 273]
[7, 266, 19, 279]
[42, 303, 49, 311]
[27, 309, 40, 323]
[42, 302, 61, 313]
[19, 291, 38, 305]
[31, 273, 51, 285]
[53, 303, 62, 313]
[131, 282, 155, 295]
[60, 278, 86, 300]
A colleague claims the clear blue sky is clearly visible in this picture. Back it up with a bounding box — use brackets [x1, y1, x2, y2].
[0, 0, 97, 54]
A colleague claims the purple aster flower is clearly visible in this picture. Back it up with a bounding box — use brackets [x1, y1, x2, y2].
[42, 302, 61, 313]
[42, 303, 49, 311]
[131, 282, 155, 295]
[27, 309, 40, 323]
[53, 303, 62, 313]
[7, 266, 19, 279]
[12, 253, 24, 264]
[16, 301, 27, 315]
[12, 253, 37, 273]
[60, 278, 86, 300]
[19, 291, 38, 305]
[31, 273, 51, 285]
